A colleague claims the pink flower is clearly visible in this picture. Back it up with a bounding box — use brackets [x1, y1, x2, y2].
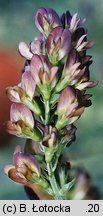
[46, 26, 71, 65]
[7, 71, 35, 102]
[35, 8, 61, 37]
[5, 145, 41, 184]
[6, 103, 34, 137]
[56, 87, 84, 129]
[30, 54, 58, 99]
[18, 34, 46, 59]
[61, 11, 86, 32]
[55, 49, 98, 92]
[6, 103, 42, 142]
[6, 71, 41, 116]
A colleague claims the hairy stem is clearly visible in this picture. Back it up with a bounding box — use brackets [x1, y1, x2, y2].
[47, 163, 62, 200]
[44, 100, 50, 125]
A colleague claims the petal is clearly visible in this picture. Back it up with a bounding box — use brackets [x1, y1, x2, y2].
[17, 153, 41, 177]
[72, 107, 85, 117]
[21, 72, 36, 100]
[6, 86, 21, 103]
[4, 165, 15, 176]
[10, 103, 34, 128]
[76, 81, 98, 90]
[49, 66, 58, 83]
[85, 41, 95, 49]
[26, 183, 53, 200]
[6, 121, 19, 136]
[70, 13, 78, 31]
[4, 165, 26, 184]
[66, 49, 78, 66]
[13, 145, 21, 167]
[24, 139, 43, 155]
[59, 28, 71, 59]
[18, 42, 33, 60]
[57, 87, 78, 116]
[30, 54, 43, 84]
[30, 34, 46, 55]
[61, 11, 72, 28]
[8, 167, 27, 184]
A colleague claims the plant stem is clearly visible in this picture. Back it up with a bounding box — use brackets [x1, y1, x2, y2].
[53, 143, 64, 172]
[45, 100, 50, 125]
[47, 163, 62, 200]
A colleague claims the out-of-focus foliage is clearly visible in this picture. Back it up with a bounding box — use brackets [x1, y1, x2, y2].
[0, 0, 103, 199]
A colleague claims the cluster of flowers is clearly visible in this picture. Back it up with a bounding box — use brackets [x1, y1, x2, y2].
[5, 8, 98, 200]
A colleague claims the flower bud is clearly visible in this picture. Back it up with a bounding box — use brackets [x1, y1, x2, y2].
[35, 8, 61, 37]
[5, 145, 41, 184]
[43, 126, 57, 148]
[56, 87, 84, 130]
[30, 34, 46, 55]
[19, 35, 46, 59]
[6, 71, 41, 116]
[62, 124, 77, 147]
[61, 11, 86, 32]
[30, 54, 58, 100]
[6, 103, 42, 142]
[46, 26, 71, 65]
[55, 48, 98, 92]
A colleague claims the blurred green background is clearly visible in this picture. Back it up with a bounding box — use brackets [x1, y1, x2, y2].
[0, 0, 103, 199]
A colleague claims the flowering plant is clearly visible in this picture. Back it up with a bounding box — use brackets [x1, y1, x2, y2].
[5, 8, 98, 200]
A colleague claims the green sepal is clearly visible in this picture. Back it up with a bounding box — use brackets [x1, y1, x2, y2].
[55, 78, 68, 93]
[35, 154, 44, 164]
[44, 146, 56, 163]
[39, 83, 51, 100]
[31, 176, 49, 189]
[48, 54, 59, 66]
[31, 128, 43, 142]
[50, 93, 60, 107]
[60, 178, 76, 196]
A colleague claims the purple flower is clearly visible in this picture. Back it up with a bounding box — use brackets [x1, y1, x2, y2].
[18, 35, 46, 60]
[65, 124, 77, 146]
[35, 8, 61, 37]
[43, 126, 57, 148]
[75, 67, 98, 91]
[30, 54, 58, 99]
[46, 26, 71, 64]
[56, 87, 84, 130]
[55, 49, 98, 92]
[30, 34, 46, 55]
[61, 11, 72, 29]
[6, 70, 42, 115]
[63, 49, 82, 83]
[72, 28, 94, 52]
[4, 145, 41, 184]
[55, 49, 81, 92]
[61, 11, 86, 32]
[7, 72, 35, 102]
[6, 103, 42, 141]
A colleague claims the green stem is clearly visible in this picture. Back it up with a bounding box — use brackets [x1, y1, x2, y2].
[44, 100, 50, 125]
[47, 163, 62, 200]
[53, 143, 64, 172]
